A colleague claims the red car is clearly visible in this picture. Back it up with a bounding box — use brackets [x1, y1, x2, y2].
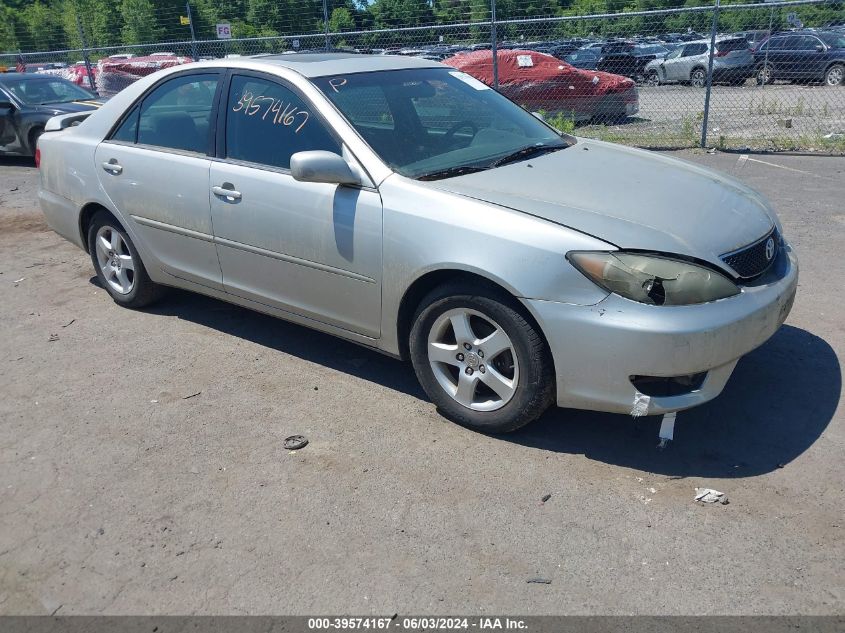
[444, 49, 639, 123]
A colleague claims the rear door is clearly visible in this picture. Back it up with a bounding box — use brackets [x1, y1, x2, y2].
[761, 36, 793, 78]
[95, 71, 224, 290]
[794, 35, 827, 78]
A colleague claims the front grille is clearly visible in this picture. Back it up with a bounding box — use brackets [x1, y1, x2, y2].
[720, 228, 778, 279]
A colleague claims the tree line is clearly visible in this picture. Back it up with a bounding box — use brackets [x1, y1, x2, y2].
[1, 0, 842, 54]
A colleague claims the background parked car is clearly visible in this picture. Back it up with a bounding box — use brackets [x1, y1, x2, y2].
[596, 43, 670, 82]
[444, 49, 639, 122]
[754, 30, 845, 85]
[644, 37, 753, 86]
[0, 73, 103, 157]
[564, 48, 602, 70]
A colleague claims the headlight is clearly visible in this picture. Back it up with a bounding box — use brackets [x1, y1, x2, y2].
[567, 251, 740, 306]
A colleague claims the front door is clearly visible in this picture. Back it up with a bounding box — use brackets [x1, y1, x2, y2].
[95, 72, 224, 290]
[209, 72, 383, 338]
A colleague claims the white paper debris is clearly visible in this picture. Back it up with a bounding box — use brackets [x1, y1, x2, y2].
[695, 488, 729, 504]
[657, 412, 676, 448]
[630, 392, 650, 418]
[592, 75, 600, 85]
[517, 55, 534, 68]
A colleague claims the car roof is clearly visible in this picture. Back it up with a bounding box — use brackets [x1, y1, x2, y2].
[242, 52, 443, 77]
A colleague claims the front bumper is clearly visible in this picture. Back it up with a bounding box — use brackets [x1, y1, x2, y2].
[524, 247, 798, 415]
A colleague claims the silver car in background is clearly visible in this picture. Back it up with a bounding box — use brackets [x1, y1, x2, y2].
[38, 54, 797, 433]
[645, 37, 754, 86]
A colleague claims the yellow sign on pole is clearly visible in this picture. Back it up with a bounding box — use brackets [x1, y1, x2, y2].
[180, 16, 191, 25]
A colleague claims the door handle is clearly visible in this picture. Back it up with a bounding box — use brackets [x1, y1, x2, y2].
[212, 185, 241, 200]
[102, 161, 123, 174]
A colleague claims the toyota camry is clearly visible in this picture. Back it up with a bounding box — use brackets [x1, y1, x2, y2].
[37, 54, 798, 433]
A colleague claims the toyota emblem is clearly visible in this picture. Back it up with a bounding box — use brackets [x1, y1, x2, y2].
[765, 237, 776, 261]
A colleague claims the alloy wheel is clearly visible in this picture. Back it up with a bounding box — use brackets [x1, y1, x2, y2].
[826, 65, 844, 86]
[95, 225, 135, 295]
[426, 308, 519, 412]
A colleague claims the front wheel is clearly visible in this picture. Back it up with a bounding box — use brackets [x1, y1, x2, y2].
[409, 283, 555, 433]
[756, 64, 774, 85]
[824, 64, 844, 87]
[690, 68, 707, 88]
[645, 70, 660, 86]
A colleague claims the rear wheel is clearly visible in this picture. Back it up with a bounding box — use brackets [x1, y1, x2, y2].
[690, 68, 707, 88]
[756, 64, 774, 85]
[824, 64, 844, 86]
[645, 70, 660, 86]
[87, 211, 165, 308]
[409, 283, 554, 433]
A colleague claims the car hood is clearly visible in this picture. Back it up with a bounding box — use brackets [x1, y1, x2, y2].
[32, 98, 105, 115]
[426, 138, 775, 272]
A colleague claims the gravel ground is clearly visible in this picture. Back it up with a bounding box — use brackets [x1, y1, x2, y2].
[0, 150, 843, 615]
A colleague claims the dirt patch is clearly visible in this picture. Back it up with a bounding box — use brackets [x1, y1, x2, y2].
[0, 210, 49, 234]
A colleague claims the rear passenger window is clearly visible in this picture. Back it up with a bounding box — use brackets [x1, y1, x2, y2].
[136, 74, 219, 154]
[225, 74, 339, 170]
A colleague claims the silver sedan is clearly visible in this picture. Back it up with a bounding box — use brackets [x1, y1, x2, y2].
[38, 53, 798, 433]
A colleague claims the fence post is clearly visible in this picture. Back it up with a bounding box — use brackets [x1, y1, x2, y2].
[186, 1, 198, 61]
[490, 0, 499, 89]
[323, 0, 331, 51]
[75, 13, 96, 92]
[700, 0, 720, 148]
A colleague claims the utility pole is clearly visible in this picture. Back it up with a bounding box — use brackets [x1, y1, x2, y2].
[323, 0, 331, 51]
[75, 13, 96, 92]
[186, 1, 198, 60]
[700, 0, 720, 148]
[490, 0, 499, 89]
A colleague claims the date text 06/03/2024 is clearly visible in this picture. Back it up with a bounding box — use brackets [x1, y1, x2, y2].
[307, 617, 528, 630]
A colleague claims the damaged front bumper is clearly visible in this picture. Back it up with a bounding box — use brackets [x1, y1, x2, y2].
[524, 247, 798, 416]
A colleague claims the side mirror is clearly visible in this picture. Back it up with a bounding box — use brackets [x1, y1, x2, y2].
[290, 151, 360, 186]
[815, 44, 825, 52]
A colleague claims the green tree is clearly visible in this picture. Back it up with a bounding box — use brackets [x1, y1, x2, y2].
[0, 5, 21, 51]
[329, 7, 356, 32]
[121, 0, 163, 45]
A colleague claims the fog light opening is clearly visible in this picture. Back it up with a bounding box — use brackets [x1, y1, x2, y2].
[630, 372, 707, 398]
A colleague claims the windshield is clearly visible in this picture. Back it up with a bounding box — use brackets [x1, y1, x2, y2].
[314, 68, 569, 179]
[2, 76, 96, 105]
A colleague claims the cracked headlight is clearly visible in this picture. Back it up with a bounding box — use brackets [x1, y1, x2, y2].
[567, 251, 740, 306]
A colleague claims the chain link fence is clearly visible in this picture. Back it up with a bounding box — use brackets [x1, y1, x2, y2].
[2, 0, 843, 152]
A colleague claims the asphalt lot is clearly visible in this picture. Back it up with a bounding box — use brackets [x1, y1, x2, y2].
[0, 150, 843, 615]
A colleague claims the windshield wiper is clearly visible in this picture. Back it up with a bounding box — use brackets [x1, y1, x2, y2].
[416, 165, 487, 181]
[489, 143, 566, 168]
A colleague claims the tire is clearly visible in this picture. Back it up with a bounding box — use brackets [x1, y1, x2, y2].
[87, 211, 165, 308]
[756, 64, 774, 85]
[28, 127, 43, 157]
[645, 70, 660, 86]
[824, 64, 844, 87]
[409, 282, 555, 434]
[690, 68, 707, 88]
